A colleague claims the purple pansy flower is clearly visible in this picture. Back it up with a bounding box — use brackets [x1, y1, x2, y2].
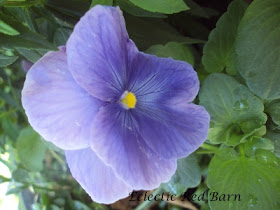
[21, 5, 209, 204]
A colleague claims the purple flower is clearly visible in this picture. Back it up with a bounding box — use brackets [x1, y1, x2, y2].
[21, 6, 209, 204]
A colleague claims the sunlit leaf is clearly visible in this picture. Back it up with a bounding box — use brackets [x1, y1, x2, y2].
[16, 126, 47, 171]
[129, 0, 189, 14]
[208, 148, 280, 210]
[0, 19, 20, 36]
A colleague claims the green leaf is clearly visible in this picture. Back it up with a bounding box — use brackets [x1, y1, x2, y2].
[236, 0, 280, 100]
[36, 18, 58, 43]
[125, 14, 204, 50]
[45, 0, 90, 18]
[7, 7, 39, 32]
[16, 49, 42, 63]
[53, 198, 66, 207]
[72, 201, 92, 210]
[266, 100, 280, 126]
[0, 11, 57, 51]
[0, 0, 7, 6]
[265, 131, 280, 158]
[244, 137, 274, 157]
[191, 184, 209, 207]
[1, 116, 19, 141]
[12, 168, 30, 183]
[240, 125, 266, 143]
[116, 0, 166, 18]
[162, 153, 201, 195]
[31, 6, 75, 28]
[6, 183, 28, 195]
[40, 193, 50, 207]
[53, 27, 72, 47]
[202, 0, 247, 74]
[0, 19, 20, 35]
[199, 73, 267, 145]
[0, 89, 20, 109]
[129, 0, 189, 14]
[146, 42, 195, 66]
[90, 0, 113, 8]
[16, 126, 47, 171]
[185, 0, 218, 19]
[0, 175, 10, 183]
[208, 148, 280, 210]
[0, 54, 18, 67]
[196, 64, 209, 83]
[49, 205, 60, 210]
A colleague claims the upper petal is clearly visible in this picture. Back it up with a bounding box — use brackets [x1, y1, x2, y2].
[127, 52, 199, 105]
[90, 104, 177, 190]
[22, 47, 103, 150]
[135, 103, 210, 159]
[65, 148, 132, 204]
[66, 6, 138, 102]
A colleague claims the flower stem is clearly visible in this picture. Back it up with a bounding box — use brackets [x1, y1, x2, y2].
[196, 149, 215, 155]
[199, 143, 219, 153]
[30, 183, 59, 191]
[49, 149, 65, 165]
[239, 144, 245, 157]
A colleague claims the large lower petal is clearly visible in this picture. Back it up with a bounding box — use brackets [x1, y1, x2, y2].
[135, 103, 210, 159]
[67, 6, 138, 102]
[22, 47, 102, 150]
[128, 52, 199, 105]
[65, 148, 132, 204]
[90, 104, 177, 190]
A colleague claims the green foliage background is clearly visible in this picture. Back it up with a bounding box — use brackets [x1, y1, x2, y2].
[0, 0, 280, 209]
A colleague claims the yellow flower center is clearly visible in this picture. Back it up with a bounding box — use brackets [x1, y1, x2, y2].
[121, 91, 137, 109]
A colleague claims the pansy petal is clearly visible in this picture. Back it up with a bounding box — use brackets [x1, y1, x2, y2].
[91, 104, 177, 190]
[65, 148, 132, 204]
[67, 6, 138, 102]
[135, 103, 210, 159]
[22, 47, 103, 150]
[128, 52, 199, 105]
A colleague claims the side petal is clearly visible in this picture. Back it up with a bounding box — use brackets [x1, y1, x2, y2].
[65, 148, 132, 204]
[128, 52, 199, 105]
[90, 104, 177, 190]
[135, 103, 210, 159]
[22, 47, 103, 150]
[67, 6, 138, 102]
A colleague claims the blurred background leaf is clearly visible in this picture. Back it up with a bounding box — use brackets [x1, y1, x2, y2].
[128, 0, 189, 14]
[16, 126, 47, 171]
[208, 147, 280, 210]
